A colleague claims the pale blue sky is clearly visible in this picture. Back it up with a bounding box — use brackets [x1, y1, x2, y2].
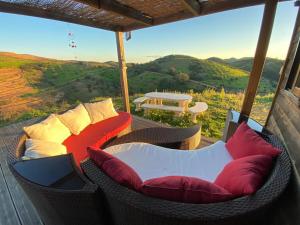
[0, 1, 297, 63]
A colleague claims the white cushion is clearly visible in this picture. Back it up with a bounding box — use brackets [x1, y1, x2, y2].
[84, 98, 118, 124]
[23, 114, 71, 143]
[24, 139, 67, 159]
[104, 141, 233, 182]
[58, 104, 91, 135]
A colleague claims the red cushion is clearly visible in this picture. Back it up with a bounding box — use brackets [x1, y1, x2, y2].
[214, 155, 273, 196]
[87, 147, 142, 190]
[226, 122, 281, 159]
[141, 176, 233, 203]
[63, 112, 131, 167]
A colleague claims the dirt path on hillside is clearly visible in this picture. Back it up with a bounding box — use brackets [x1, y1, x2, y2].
[0, 68, 42, 118]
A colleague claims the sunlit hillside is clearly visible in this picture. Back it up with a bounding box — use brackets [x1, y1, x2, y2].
[0, 52, 282, 138]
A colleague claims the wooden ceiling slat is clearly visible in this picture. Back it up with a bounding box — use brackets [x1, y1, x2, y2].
[0, 1, 122, 31]
[75, 0, 153, 25]
[182, 0, 202, 16]
[125, 0, 268, 31]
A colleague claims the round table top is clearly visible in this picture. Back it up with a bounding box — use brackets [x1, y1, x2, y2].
[104, 126, 201, 149]
[145, 92, 192, 101]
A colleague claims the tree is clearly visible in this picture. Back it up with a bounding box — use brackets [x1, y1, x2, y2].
[175, 72, 190, 82]
[168, 67, 177, 76]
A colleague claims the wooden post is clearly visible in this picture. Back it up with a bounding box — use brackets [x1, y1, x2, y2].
[266, 6, 300, 125]
[240, 0, 278, 117]
[115, 32, 130, 113]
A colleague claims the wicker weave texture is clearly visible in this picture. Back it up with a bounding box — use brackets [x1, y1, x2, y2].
[104, 125, 201, 150]
[81, 133, 291, 225]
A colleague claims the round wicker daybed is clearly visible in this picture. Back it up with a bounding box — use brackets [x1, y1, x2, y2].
[81, 132, 291, 225]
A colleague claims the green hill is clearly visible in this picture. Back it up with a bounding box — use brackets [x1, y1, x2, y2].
[129, 55, 275, 92]
[0, 52, 281, 108]
[207, 56, 284, 83]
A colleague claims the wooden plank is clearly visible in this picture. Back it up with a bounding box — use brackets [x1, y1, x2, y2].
[278, 90, 300, 125]
[0, 159, 21, 225]
[141, 104, 184, 112]
[182, 0, 202, 16]
[132, 115, 168, 130]
[0, 122, 43, 225]
[266, 7, 300, 124]
[270, 102, 300, 169]
[240, 0, 278, 117]
[267, 115, 285, 141]
[0, 1, 121, 31]
[75, 0, 153, 25]
[115, 32, 130, 113]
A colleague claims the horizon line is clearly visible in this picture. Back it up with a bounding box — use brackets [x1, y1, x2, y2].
[0, 51, 285, 64]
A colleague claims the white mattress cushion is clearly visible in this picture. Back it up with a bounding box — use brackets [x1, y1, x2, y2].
[25, 139, 67, 159]
[104, 141, 233, 182]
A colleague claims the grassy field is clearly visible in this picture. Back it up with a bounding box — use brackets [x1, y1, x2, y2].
[0, 89, 273, 139]
[0, 52, 279, 139]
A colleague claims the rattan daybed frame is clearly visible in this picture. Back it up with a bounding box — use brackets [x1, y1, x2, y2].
[81, 132, 291, 225]
[8, 130, 291, 225]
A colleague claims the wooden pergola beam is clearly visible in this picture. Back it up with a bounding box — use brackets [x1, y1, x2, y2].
[0, 1, 121, 31]
[76, 0, 153, 25]
[182, 0, 202, 16]
[125, 0, 287, 32]
[115, 32, 130, 113]
[200, 0, 270, 15]
[240, 0, 278, 117]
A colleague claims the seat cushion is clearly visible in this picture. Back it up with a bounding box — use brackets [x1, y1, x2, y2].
[23, 114, 71, 143]
[84, 98, 119, 124]
[226, 122, 281, 159]
[104, 141, 233, 182]
[214, 155, 273, 196]
[141, 176, 233, 203]
[25, 139, 67, 159]
[63, 112, 131, 166]
[88, 147, 142, 190]
[58, 104, 91, 135]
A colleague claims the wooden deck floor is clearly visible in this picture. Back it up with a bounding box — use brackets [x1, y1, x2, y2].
[0, 116, 215, 225]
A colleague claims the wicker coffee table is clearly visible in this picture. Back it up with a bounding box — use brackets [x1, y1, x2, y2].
[103, 125, 201, 150]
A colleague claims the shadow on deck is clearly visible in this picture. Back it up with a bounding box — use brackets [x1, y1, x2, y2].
[0, 115, 215, 225]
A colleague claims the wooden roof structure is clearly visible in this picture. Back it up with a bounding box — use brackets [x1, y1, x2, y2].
[0, 0, 288, 31]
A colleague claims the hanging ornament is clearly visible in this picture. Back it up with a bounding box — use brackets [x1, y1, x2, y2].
[67, 30, 78, 59]
[125, 31, 132, 41]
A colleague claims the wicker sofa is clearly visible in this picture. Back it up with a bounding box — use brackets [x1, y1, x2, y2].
[80, 132, 291, 225]
[12, 112, 132, 167]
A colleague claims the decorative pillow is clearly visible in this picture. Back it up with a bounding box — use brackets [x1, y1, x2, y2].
[25, 139, 67, 159]
[84, 98, 119, 124]
[58, 104, 91, 135]
[226, 122, 281, 159]
[214, 155, 273, 196]
[23, 114, 71, 143]
[87, 147, 142, 190]
[141, 176, 233, 203]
